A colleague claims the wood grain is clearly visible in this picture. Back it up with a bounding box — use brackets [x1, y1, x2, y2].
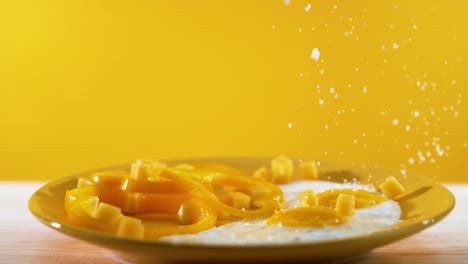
[1, 182, 466, 264]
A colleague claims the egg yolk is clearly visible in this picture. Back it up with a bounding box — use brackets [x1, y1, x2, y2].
[267, 207, 347, 228]
[317, 188, 387, 209]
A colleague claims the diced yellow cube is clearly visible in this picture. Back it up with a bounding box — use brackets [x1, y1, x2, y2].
[299, 190, 318, 207]
[227, 192, 251, 210]
[299, 160, 319, 180]
[92, 202, 123, 224]
[79, 196, 99, 216]
[130, 160, 151, 179]
[271, 156, 294, 184]
[177, 201, 202, 225]
[378, 176, 405, 199]
[116, 216, 144, 239]
[253, 166, 270, 181]
[335, 193, 355, 216]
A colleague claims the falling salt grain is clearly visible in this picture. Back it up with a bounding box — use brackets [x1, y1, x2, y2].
[405, 125, 411, 131]
[305, 3, 311, 12]
[393, 43, 399, 49]
[311, 48, 320, 61]
[329, 87, 335, 94]
[363, 86, 367, 94]
[319, 99, 325, 105]
[287, 123, 293, 128]
[392, 119, 399, 126]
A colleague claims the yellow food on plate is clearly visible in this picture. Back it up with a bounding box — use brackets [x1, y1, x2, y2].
[378, 176, 405, 199]
[335, 193, 356, 216]
[299, 189, 319, 207]
[298, 160, 319, 180]
[271, 156, 294, 184]
[63, 157, 403, 243]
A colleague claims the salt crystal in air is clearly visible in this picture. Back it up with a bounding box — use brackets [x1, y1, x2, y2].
[319, 99, 325, 105]
[393, 43, 399, 49]
[329, 87, 335, 93]
[287, 123, 293, 128]
[305, 4, 311, 12]
[311, 48, 320, 61]
[284, 0, 291, 6]
[392, 119, 399, 126]
[363, 86, 367, 94]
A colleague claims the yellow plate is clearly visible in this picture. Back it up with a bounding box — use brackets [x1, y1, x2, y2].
[29, 157, 455, 263]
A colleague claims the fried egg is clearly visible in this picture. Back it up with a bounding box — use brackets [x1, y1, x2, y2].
[160, 180, 401, 245]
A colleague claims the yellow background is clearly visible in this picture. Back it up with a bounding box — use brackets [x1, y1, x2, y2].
[1, 0, 466, 181]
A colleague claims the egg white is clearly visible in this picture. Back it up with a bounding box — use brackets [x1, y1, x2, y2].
[160, 180, 401, 245]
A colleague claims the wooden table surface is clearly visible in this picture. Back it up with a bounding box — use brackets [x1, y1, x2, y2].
[1, 182, 467, 264]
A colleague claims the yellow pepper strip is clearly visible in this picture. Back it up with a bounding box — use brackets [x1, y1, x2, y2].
[210, 173, 282, 196]
[93, 186, 129, 210]
[161, 168, 281, 219]
[144, 199, 218, 240]
[89, 174, 188, 194]
[89, 171, 130, 188]
[125, 193, 192, 214]
[67, 185, 193, 215]
[317, 188, 387, 209]
[121, 177, 188, 194]
[190, 163, 283, 201]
